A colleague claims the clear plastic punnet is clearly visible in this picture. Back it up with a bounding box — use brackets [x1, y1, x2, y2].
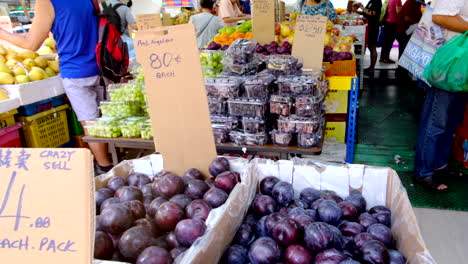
[208, 97, 226, 115]
[270, 95, 293, 116]
[227, 98, 267, 118]
[271, 130, 293, 146]
[229, 131, 268, 146]
[139, 120, 153, 140]
[295, 96, 323, 117]
[213, 128, 229, 144]
[277, 115, 325, 134]
[298, 131, 322, 148]
[121, 117, 146, 138]
[265, 55, 303, 75]
[224, 38, 258, 64]
[108, 82, 145, 103]
[211, 115, 238, 130]
[276, 74, 319, 96]
[241, 117, 266, 133]
[85, 117, 122, 138]
[244, 74, 276, 98]
[205, 77, 243, 98]
[99, 101, 143, 118]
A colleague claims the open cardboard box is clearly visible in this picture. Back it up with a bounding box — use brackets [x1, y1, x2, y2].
[93, 154, 256, 264]
[93, 155, 435, 264]
[1, 76, 65, 106]
[250, 158, 436, 264]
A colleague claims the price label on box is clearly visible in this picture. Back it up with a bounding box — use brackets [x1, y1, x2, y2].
[134, 24, 216, 176]
[292, 15, 327, 71]
[0, 148, 93, 264]
[136, 13, 162, 31]
[252, 0, 275, 44]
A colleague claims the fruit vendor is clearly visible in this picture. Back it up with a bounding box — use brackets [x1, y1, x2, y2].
[217, 0, 251, 27]
[0, 0, 114, 174]
[296, 0, 341, 24]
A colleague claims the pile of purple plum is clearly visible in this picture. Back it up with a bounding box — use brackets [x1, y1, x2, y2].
[222, 176, 406, 264]
[256, 41, 292, 56]
[323, 46, 353, 63]
[206, 41, 230, 51]
[94, 157, 239, 264]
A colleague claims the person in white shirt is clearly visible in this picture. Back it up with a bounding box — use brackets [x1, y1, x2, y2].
[413, 0, 468, 192]
[189, 0, 224, 48]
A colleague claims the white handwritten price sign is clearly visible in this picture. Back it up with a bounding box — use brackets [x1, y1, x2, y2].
[252, 0, 275, 44]
[0, 148, 93, 263]
[292, 15, 328, 71]
[136, 14, 162, 31]
[134, 24, 217, 176]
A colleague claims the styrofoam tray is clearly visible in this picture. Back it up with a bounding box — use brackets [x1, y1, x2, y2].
[0, 76, 65, 106]
[0, 97, 20, 114]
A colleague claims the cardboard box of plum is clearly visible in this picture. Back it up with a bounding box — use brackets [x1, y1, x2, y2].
[93, 155, 435, 264]
[93, 154, 256, 264]
[217, 159, 435, 264]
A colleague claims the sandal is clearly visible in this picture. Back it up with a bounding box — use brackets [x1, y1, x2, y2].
[413, 176, 449, 193]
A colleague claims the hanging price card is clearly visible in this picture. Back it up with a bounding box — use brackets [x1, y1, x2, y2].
[134, 24, 216, 177]
[252, 0, 275, 44]
[136, 14, 162, 31]
[0, 148, 93, 264]
[162, 13, 173, 26]
[292, 15, 328, 71]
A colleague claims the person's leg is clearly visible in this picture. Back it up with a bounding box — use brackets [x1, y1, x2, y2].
[380, 22, 397, 62]
[414, 83, 449, 191]
[62, 76, 112, 169]
[369, 44, 378, 71]
[433, 92, 468, 170]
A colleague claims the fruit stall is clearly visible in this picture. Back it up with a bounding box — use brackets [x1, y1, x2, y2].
[82, 15, 362, 164]
[0, 6, 439, 264]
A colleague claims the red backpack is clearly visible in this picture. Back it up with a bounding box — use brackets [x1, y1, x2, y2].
[91, 0, 129, 83]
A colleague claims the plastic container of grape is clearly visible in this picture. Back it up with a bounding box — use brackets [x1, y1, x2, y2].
[243, 74, 276, 99]
[227, 98, 267, 118]
[207, 97, 226, 115]
[93, 155, 435, 264]
[229, 131, 268, 146]
[205, 77, 242, 98]
[93, 154, 254, 264]
[99, 101, 143, 118]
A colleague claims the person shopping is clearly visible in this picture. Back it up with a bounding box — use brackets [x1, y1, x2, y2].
[380, 0, 402, 63]
[354, 0, 382, 76]
[413, 0, 468, 192]
[101, 0, 137, 58]
[0, 0, 114, 174]
[217, 0, 250, 27]
[296, 0, 341, 24]
[395, 0, 422, 58]
[190, 0, 224, 48]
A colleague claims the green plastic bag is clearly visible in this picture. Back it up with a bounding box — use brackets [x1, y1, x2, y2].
[423, 32, 468, 92]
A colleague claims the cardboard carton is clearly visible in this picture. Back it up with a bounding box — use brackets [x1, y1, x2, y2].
[94, 155, 435, 264]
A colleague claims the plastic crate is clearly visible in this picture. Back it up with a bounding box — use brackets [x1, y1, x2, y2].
[67, 109, 84, 136]
[0, 109, 17, 129]
[0, 123, 22, 147]
[18, 104, 70, 148]
[17, 95, 65, 117]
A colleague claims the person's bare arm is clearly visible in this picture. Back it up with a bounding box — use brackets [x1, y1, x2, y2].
[433, 15, 468, 33]
[0, 0, 54, 51]
[223, 15, 250, 24]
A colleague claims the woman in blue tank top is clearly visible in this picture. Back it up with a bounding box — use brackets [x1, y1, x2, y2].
[0, 0, 114, 173]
